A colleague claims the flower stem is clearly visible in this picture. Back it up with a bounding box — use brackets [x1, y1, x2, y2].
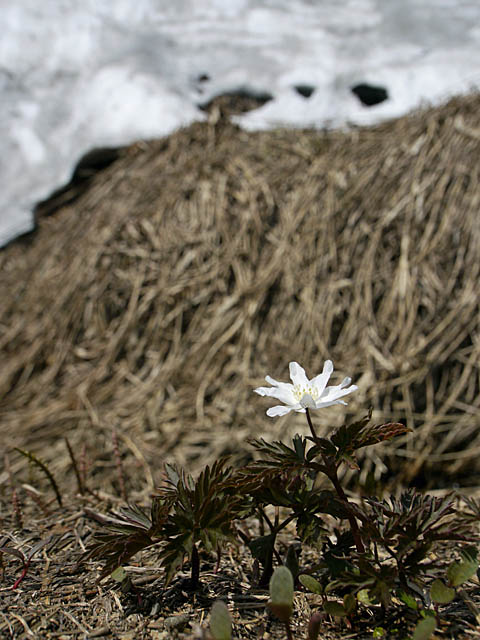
[191, 543, 200, 588]
[305, 408, 318, 440]
[285, 620, 294, 640]
[326, 461, 364, 553]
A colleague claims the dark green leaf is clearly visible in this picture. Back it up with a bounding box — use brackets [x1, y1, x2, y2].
[343, 593, 356, 614]
[447, 547, 479, 586]
[249, 534, 276, 565]
[357, 589, 373, 605]
[210, 601, 232, 640]
[299, 574, 323, 595]
[430, 579, 455, 604]
[412, 614, 436, 640]
[323, 601, 347, 617]
[398, 590, 418, 610]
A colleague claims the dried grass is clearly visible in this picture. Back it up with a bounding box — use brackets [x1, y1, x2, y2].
[1, 94, 480, 492]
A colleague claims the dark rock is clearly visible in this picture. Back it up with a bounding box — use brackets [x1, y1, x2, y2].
[294, 84, 315, 98]
[198, 88, 273, 117]
[351, 83, 389, 106]
[164, 613, 190, 631]
[34, 147, 122, 217]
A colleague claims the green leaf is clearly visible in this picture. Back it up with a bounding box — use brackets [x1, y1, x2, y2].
[269, 566, 294, 606]
[357, 588, 373, 605]
[398, 590, 418, 610]
[293, 435, 307, 461]
[299, 574, 323, 595]
[210, 600, 232, 640]
[323, 601, 347, 617]
[447, 547, 479, 587]
[430, 578, 455, 604]
[111, 566, 127, 583]
[343, 593, 356, 614]
[412, 614, 436, 640]
[372, 628, 386, 638]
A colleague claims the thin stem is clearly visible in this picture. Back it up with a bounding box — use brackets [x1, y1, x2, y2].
[65, 437, 85, 494]
[258, 506, 275, 532]
[274, 505, 280, 529]
[305, 408, 318, 440]
[326, 460, 365, 554]
[215, 545, 221, 574]
[12, 558, 31, 590]
[285, 620, 294, 640]
[304, 409, 365, 553]
[191, 544, 200, 589]
[276, 514, 297, 533]
[112, 428, 127, 502]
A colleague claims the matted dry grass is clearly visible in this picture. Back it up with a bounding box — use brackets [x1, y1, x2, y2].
[1, 94, 480, 500]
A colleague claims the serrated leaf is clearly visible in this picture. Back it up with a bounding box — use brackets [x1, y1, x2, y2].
[430, 578, 455, 604]
[210, 600, 231, 640]
[356, 422, 410, 449]
[299, 574, 323, 595]
[339, 452, 360, 471]
[306, 438, 337, 458]
[161, 543, 187, 586]
[323, 601, 347, 617]
[84, 528, 155, 579]
[296, 513, 328, 546]
[412, 614, 436, 640]
[293, 435, 307, 461]
[331, 425, 349, 449]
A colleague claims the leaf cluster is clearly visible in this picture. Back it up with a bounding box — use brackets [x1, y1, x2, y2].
[248, 412, 409, 474]
[83, 409, 479, 640]
[85, 458, 251, 584]
[360, 490, 473, 570]
[157, 458, 251, 584]
[84, 500, 169, 579]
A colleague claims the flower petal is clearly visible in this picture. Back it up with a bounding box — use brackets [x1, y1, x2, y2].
[254, 383, 296, 405]
[310, 360, 334, 395]
[319, 383, 358, 404]
[289, 361, 309, 387]
[265, 376, 297, 400]
[315, 398, 348, 408]
[266, 405, 294, 417]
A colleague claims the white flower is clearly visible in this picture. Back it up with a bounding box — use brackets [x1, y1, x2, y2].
[254, 360, 357, 417]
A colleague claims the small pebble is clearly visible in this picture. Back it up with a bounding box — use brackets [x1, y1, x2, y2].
[164, 613, 190, 631]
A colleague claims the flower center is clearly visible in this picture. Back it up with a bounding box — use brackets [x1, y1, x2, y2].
[293, 384, 319, 402]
